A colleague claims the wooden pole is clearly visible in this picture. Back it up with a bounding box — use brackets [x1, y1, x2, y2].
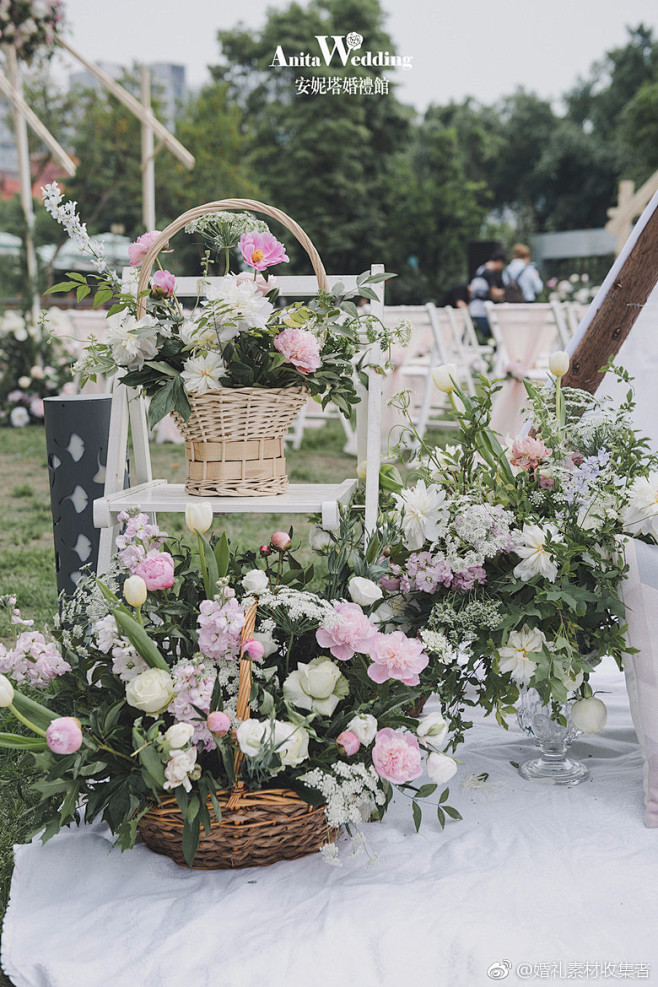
[141, 65, 156, 232]
[0, 68, 76, 176]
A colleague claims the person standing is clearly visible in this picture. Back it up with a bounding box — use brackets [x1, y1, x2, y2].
[468, 250, 506, 340]
[503, 243, 543, 302]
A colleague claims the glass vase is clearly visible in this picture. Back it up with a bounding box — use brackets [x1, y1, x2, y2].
[516, 688, 589, 785]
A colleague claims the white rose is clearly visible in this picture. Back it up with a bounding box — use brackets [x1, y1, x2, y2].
[431, 363, 458, 393]
[236, 719, 267, 757]
[571, 697, 607, 734]
[242, 569, 269, 595]
[272, 720, 309, 767]
[309, 525, 332, 551]
[347, 713, 378, 746]
[253, 629, 278, 658]
[185, 502, 213, 534]
[548, 350, 570, 377]
[416, 711, 448, 749]
[283, 658, 349, 716]
[348, 576, 383, 608]
[0, 674, 14, 707]
[163, 748, 197, 792]
[427, 751, 457, 785]
[125, 668, 175, 715]
[164, 722, 195, 749]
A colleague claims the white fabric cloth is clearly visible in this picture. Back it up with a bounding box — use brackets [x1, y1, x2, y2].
[3, 657, 657, 987]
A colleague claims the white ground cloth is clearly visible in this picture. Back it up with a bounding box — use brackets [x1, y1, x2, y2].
[3, 656, 657, 987]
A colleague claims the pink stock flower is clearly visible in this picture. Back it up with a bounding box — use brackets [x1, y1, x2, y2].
[169, 662, 217, 750]
[0, 629, 70, 688]
[197, 597, 245, 663]
[316, 602, 378, 661]
[151, 269, 176, 298]
[510, 436, 552, 471]
[239, 231, 289, 271]
[134, 552, 175, 591]
[337, 730, 360, 756]
[372, 728, 423, 784]
[207, 711, 231, 736]
[128, 230, 164, 266]
[234, 270, 273, 297]
[273, 328, 322, 374]
[451, 565, 487, 592]
[271, 531, 291, 552]
[243, 639, 265, 661]
[46, 717, 83, 755]
[379, 574, 401, 592]
[367, 631, 429, 686]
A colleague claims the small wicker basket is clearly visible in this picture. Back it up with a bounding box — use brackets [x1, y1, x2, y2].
[134, 198, 329, 497]
[137, 605, 334, 869]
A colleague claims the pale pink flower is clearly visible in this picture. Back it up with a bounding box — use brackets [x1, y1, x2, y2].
[197, 598, 245, 663]
[151, 269, 176, 298]
[207, 711, 231, 736]
[243, 639, 265, 661]
[372, 728, 423, 784]
[46, 717, 82, 755]
[239, 231, 289, 271]
[271, 531, 291, 551]
[128, 230, 164, 267]
[134, 552, 175, 591]
[337, 730, 360, 756]
[510, 436, 552, 471]
[316, 602, 377, 661]
[367, 631, 429, 686]
[29, 397, 44, 419]
[274, 328, 321, 374]
[234, 270, 273, 297]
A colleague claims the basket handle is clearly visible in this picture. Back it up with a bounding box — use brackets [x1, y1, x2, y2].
[134, 198, 328, 317]
[232, 601, 258, 781]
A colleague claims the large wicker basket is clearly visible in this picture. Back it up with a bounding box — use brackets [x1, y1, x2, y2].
[134, 198, 329, 497]
[137, 605, 334, 869]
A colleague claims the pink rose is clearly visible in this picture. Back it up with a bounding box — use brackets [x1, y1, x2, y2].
[273, 328, 321, 374]
[243, 639, 265, 661]
[46, 717, 83, 755]
[234, 270, 273, 297]
[151, 269, 176, 298]
[207, 711, 231, 736]
[509, 436, 552, 471]
[128, 230, 164, 267]
[316, 602, 378, 661]
[372, 728, 423, 784]
[271, 531, 291, 551]
[239, 231, 289, 271]
[337, 730, 360, 756]
[134, 552, 175, 591]
[367, 631, 429, 686]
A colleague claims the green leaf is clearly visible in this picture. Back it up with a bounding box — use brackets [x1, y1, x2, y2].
[412, 800, 422, 832]
[148, 378, 177, 428]
[415, 783, 437, 800]
[113, 610, 170, 672]
[438, 787, 449, 804]
[138, 742, 166, 789]
[437, 806, 446, 829]
[0, 732, 47, 750]
[214, 532, 230, 578]
[199, 532, 218, 598]
[182, 815, 201, 866]
[11, 691, 57, 730]
[443, 806, 462, 821]
[143, 360, 179, 377]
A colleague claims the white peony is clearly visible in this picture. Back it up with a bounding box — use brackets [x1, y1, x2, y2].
[348, 576, 383, 608]
[571, 696, 607, 734]
[283, 658, 349, 716]
[622, 473, 658, 540]
[106, 314, 158, 370]
[236, 719, 267, 757]
[163, 748, 197, 792]
[10, 406, 29, 428]
[347, 713, 378, 746]
[179, 317, 218, 351]
[393, 480, 448, 551]
[427, 751, 458, 785]
[204, 274, 274, 339]
[180, 351, 226, 395]
[271, 720, 310, 767]
[498, 624, 547, 686]
[416, 711, 448, 749]
[164, 723, 195, 749]
[242, 569, 269, 595]
[125, 668, 175, 715]
[513, 523, 562, 582]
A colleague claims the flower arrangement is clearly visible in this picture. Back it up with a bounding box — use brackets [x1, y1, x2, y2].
[0, 512, 460, 866]
[42, 184, 404, 428]
[547, 273, 600, 307]
[0, 0, 65, 61]
[378, 355, 656, 740]
[0, 309, 75, 427]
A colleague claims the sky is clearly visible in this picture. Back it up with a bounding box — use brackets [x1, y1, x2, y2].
[58, 0, 658, 111]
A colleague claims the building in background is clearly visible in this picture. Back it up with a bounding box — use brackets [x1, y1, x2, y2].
[69, 60, 186, 130]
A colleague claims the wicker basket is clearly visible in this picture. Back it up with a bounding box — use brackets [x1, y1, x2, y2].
[134, 198, 329, 497]
[137, 605, 334, 869]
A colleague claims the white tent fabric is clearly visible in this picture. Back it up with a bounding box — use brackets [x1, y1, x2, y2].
[3, 656, 657, 987]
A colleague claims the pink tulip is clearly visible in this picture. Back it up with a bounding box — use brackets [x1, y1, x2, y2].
[128, 230, 165, 267]
[46, 717, 83, 754]
[239, 231, 289, 271]
[337, 730, 360, 756]
[207, 711, 231, 736]
[151, 269, 176, 298]
[271, 531, 291, 552]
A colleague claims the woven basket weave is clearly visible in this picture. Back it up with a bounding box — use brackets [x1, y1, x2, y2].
[134, 198, 328, 497]
[138, 605, 334, 869]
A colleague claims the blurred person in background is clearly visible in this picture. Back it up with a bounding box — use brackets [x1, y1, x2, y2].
[468, 250, 506, 340]
[503, 243, 543, 302]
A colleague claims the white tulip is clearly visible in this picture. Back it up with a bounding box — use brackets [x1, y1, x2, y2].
[347, 713, 378, 746]
[185, 502, 213, 534]
[164, 722, 195, 749]
[0, 674, 14, 707]
[571, 696, 607, 734]
[123, 575, 147, 607]
[309, 525, 332, 551]
[242, 569, 269, 595]
[548, 351, 570, 377]
[348, 576, 383, 608]
[357, 460, 368, 481]
[427, 751, 458, 785]
[236, 719, 267, 757]
[431, 363, 458, 393]
[416, 711, 448, 749]
[125, 668, 175, 715]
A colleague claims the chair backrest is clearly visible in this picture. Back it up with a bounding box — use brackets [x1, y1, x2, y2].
[486, 302, 559, 377]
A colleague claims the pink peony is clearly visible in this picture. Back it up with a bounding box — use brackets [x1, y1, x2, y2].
[510, 436, 552, 471]
[372, 728, 423, 784]
[207, 711, 231, 736]
[46, 717, 83, 755]
[234, 270, 273, 297]
[271, 531, 291, 552]
[134, 552, 175, 591]
[368, 631, 429, 686]
[243, 639, 265, 661]
[337, 730, 360, 756]
[316, 602, 378, 661]
[29, 397, 44, 419]
[239, 231, 289, 271]
[273, 328, 321, 374]
[151, 269, 176, 298]
[128, 230, 164, 267]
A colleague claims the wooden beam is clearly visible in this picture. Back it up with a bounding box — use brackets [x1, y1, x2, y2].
[563, 191, 658, 394]
[0, 62, 76, 176]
